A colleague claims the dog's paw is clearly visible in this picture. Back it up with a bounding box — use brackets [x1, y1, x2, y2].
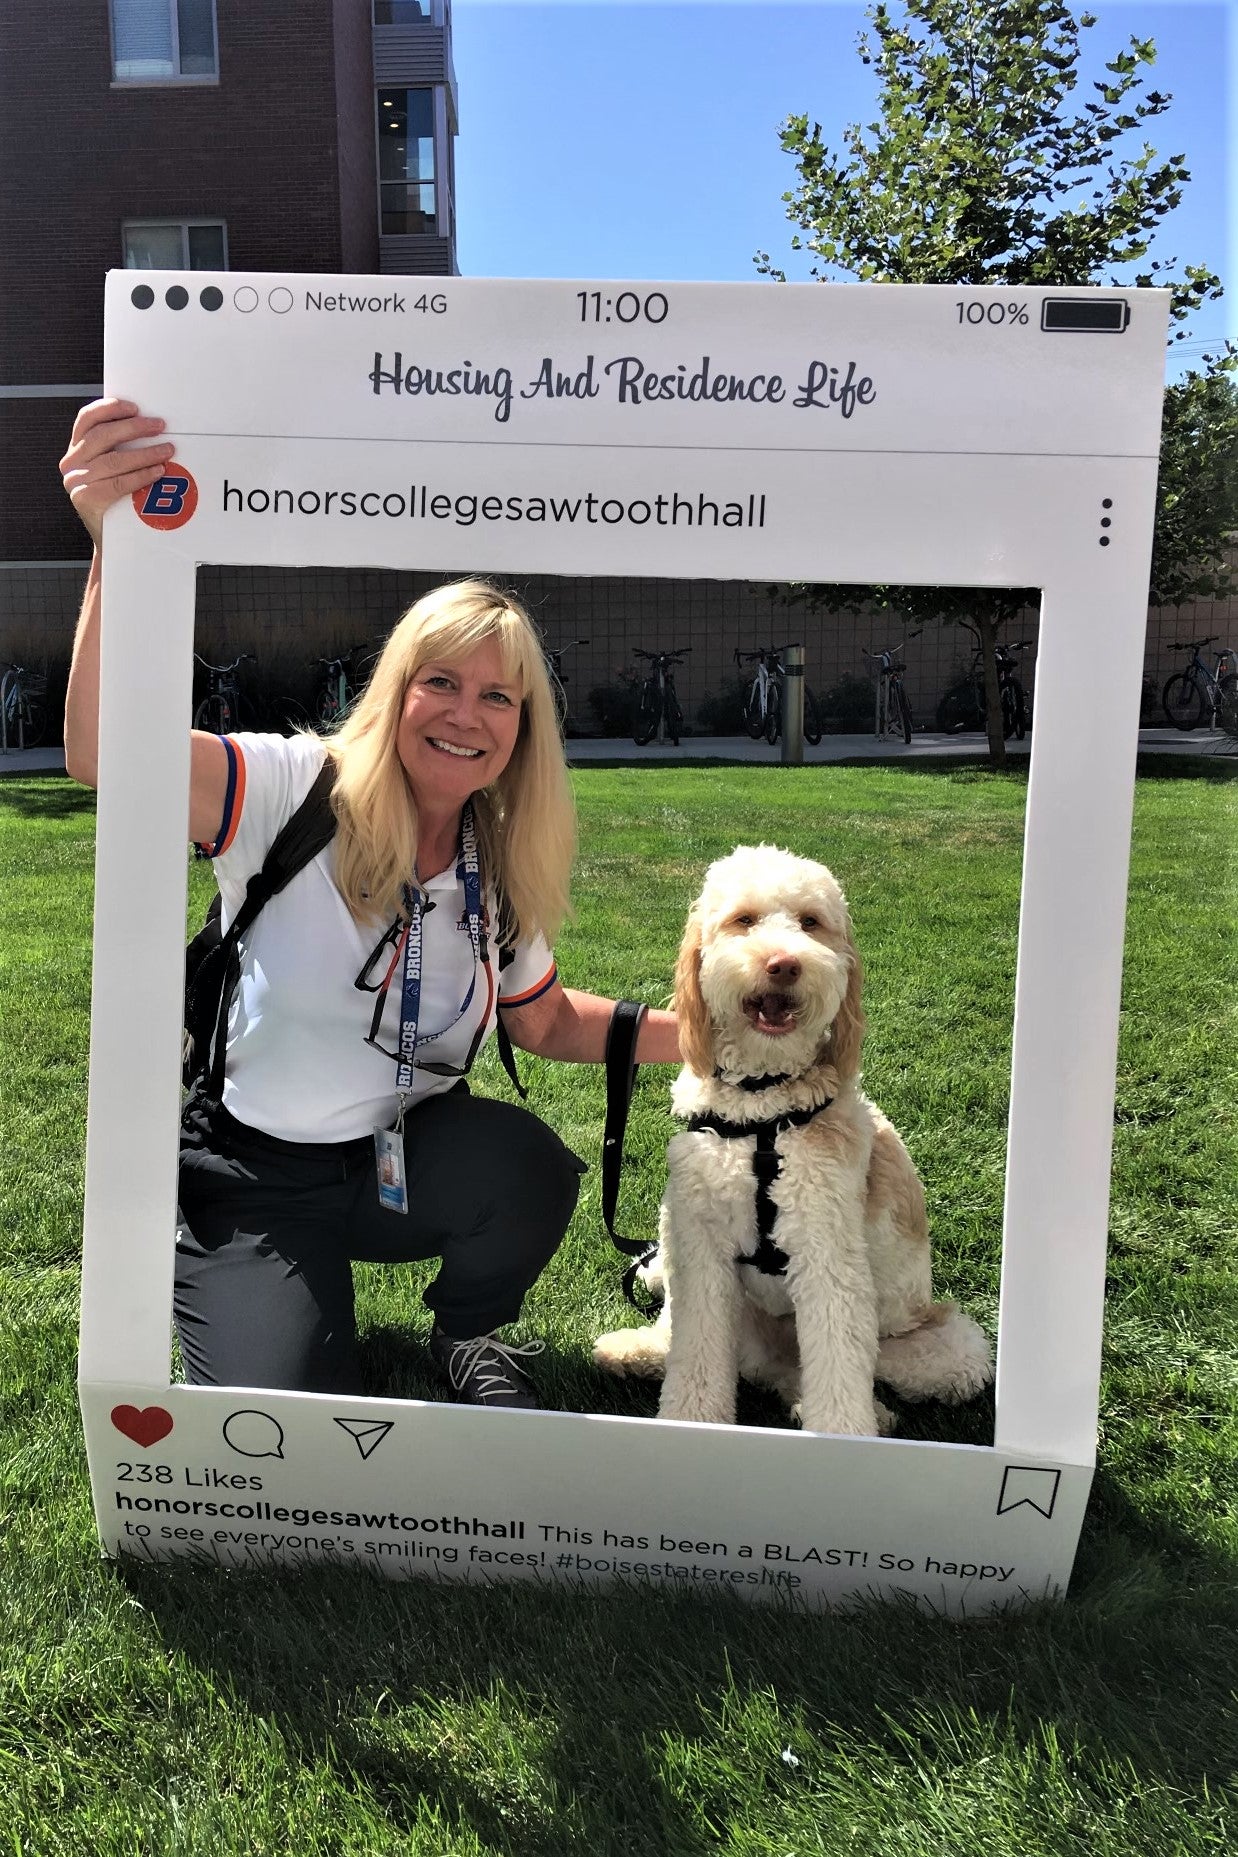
[877, 1305, 993, 1405]
[935, 1359, 994, 1405]
[593, 1326, 668, 1380]
[795, 1398, 893, 1438]
[658, 1380, 736, 1426]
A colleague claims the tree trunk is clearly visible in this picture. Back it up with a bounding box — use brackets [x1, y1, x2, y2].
[977, 611, 1007, 768]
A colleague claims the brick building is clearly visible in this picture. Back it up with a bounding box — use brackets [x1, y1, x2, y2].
[0, 0, 458, 676]
[1, 5, 1232, 736]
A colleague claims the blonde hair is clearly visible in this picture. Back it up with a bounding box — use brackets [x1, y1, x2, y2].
[322, 579, 576, 944]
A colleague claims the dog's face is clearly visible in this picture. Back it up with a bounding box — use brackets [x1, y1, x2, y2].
[675, 845, 864, 1081]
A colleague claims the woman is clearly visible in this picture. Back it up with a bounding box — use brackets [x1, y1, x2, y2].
[61, 398, 681, 1408]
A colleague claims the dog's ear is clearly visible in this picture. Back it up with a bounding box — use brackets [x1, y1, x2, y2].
[828, 941, 866, 1081]
[673, 911, 714, 1076]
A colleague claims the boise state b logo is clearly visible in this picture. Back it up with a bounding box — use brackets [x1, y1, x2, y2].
[133, 463, 199, 531]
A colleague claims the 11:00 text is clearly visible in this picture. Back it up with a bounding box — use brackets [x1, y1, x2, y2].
[577, 290, 669, 324]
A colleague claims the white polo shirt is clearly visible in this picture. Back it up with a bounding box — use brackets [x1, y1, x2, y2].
[209, 733, 556, 1143]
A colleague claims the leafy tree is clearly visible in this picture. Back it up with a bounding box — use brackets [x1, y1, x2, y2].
[1150, 369, 1238, 609]
[757, 0, 1234, 762]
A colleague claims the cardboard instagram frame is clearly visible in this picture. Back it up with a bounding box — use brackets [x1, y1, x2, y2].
[79, 274, 1167, 1614]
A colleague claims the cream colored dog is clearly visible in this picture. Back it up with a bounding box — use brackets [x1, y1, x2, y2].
[594, 845, 992, 1435]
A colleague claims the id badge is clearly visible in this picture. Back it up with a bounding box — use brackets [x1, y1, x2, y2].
[373, 1124, 409, 1215]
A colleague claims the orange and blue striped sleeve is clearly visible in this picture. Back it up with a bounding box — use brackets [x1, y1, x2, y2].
[194, 736, 247, 858]
[497, 961, 558, 1010]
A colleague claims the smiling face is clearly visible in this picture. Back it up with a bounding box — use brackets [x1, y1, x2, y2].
[395, 636, 524, 814]
[690, 846, 857, 1077]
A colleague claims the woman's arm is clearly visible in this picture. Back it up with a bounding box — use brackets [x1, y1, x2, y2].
[501, 982, 680, 1065]
[60, 398, 231, 843]
[62, 400, 169, 785]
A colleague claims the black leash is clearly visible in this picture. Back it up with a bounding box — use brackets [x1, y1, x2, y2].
[601, 1004, 834, 1303]
[601, 1000, 664, 1310]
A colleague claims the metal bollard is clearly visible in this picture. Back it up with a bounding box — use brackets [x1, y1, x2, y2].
[781, 643, 805, 765]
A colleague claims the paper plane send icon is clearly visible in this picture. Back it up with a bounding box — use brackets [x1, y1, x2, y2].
[333, 1417, 395, 1461]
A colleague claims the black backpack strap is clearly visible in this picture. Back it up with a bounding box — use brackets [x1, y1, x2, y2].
[206, 758, 338, 1098]
[489, 895, 528, 1099]
[602, 999, 650, 1257]
[493, 1012, 527, 1100]
[228, 758, 338, 938]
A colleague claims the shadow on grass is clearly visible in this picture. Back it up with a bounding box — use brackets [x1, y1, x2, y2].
[0, 774, 94, 818]
[572, 754, 1034, 780]
[572, 751, 1237, 782]
[1133, 750, 1238, 781]
[353, 1323, 996, 1446]
[121, 1455, 1238, 1857]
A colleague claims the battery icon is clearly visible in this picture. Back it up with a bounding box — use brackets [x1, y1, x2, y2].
[1041, 297, 1130, 333]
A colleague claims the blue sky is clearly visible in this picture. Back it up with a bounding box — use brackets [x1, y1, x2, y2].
[452, 1, 1233, 372]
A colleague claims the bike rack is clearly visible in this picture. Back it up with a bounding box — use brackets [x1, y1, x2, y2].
[865, 650, 898, 741]
[0, 668, 16, 754]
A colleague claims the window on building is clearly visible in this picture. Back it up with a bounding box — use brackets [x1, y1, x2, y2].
[112, 0, 218, 80]
[373, 1, 429, 22]
[123, 221, 227, 269]
[378, 90, 437, 235]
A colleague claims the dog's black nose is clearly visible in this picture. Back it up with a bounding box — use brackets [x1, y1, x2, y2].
[765, 954, 801, 983]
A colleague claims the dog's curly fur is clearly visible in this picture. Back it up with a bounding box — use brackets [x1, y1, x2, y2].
[594, 845, 993, 1435]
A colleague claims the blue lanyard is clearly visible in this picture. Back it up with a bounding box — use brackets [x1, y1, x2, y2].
[393, 803, 485, 1092]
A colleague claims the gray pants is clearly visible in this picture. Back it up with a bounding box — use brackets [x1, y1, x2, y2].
[174, 1087, 586, 1394]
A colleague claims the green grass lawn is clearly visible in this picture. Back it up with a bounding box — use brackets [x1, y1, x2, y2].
[1, 763, 1235, 1855]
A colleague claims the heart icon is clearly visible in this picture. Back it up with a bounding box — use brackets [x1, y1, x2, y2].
[111, 1405, 174, 1448]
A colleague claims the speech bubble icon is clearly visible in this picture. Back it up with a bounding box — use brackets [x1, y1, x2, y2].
[996, 1466, 1061, 1520]
[222, 1409, 285, 1459]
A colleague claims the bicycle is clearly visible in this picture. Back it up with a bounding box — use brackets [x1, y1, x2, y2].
[935, 628, 1032, 739]
[1161, 635, 1238, 732]
[632, 647, 689, 746]
[735, 645, 823, 745]
[862, 631, 921, 745]
[542, 636, 588, 734]
[313, 645, 368, 730]
[261, 690, 313, 736]
[0, 663, 48, 750]
[193, 653, 256, 733]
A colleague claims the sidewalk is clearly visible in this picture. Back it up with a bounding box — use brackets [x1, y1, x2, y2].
[0, 747, 69, 775]
[2, 727, 1233, 779]
[565, 726, 1237, 766]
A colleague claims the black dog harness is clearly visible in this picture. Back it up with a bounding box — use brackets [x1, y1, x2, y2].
[686, 1081, 832, 1277]
[600, 1009, 834, 1308]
